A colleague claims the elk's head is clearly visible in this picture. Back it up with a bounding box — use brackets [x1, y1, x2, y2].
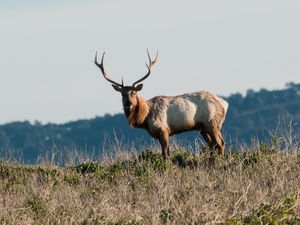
[94, 50, 158, 117]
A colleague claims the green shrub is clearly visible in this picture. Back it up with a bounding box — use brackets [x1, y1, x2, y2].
[76, 161, 100, 174]
[171, 150, 199, 168]
[27, 195, 47, 217]
[223, 193, 300, 224]
[160, 207, 174, 224]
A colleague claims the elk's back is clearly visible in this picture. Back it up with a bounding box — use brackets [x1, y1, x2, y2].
[148, 91, 228, 133]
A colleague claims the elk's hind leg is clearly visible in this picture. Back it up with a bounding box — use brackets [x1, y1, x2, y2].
[208, 129, 225, 155]
[204, 122, 225, 155]
[200, 129, 212, 146]
[199, 122, 213, 151]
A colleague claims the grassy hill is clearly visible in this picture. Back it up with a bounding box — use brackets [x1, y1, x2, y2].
[1, 142, 300, 224]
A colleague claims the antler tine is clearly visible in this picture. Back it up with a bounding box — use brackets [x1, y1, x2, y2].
[132, 49, 158, 87]
[147, 48, 158, 65]
[94, 51, 123, 87]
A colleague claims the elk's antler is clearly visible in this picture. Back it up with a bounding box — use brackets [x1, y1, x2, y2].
[132, 49, 158, 87]
[94, 52, 123, 87]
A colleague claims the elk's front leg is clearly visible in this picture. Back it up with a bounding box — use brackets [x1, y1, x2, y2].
[158, 129, 170, 160]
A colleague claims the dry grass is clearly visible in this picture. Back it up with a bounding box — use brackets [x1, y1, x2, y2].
[0, 143, 300, 224]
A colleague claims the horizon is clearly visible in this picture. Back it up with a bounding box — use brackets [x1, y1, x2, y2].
[1, 1, 299, 124]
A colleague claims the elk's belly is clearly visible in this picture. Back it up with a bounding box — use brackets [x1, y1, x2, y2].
[166, 99, 198, 131]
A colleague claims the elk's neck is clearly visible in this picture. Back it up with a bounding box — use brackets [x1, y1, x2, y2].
[127, 95, 150, 128]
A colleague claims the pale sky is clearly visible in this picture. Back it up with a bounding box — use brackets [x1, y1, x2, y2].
[0, 0, 299, 124]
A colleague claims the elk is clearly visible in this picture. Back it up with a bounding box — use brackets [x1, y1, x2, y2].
[94, 50, 228, 159]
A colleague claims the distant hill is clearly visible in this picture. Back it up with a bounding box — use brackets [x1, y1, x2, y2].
[0, 82, 299, 162]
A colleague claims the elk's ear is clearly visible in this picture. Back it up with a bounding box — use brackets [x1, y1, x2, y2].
[134, 83, 143, 92]
[112, 84, 123, 92]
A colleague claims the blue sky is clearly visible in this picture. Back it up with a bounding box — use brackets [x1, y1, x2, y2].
[0, 0, 300, 124]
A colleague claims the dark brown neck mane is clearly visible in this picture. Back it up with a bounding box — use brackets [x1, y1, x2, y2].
[127, 95, 150, 128]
